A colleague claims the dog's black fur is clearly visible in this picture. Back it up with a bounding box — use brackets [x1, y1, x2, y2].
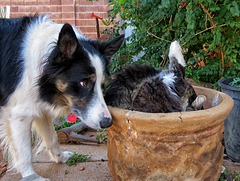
[0, 16, 37, 106]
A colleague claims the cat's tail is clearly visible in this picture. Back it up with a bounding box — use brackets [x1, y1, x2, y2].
[168, 41, 186, 78]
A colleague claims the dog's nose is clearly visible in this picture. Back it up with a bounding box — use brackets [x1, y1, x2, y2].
[100, 117, 112, 128]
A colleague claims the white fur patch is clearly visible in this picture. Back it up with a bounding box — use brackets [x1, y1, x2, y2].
[169, 40, 186, 67]
[83, 53, 111, 128]
[162, 73, 178, 98]
[162, 73, 176, 87]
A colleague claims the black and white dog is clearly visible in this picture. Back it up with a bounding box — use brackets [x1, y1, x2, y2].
[0, 15, 124, 180]
[105, 41, 206, 113]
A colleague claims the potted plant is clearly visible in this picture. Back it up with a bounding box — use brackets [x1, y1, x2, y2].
[219, 77, 240, 162]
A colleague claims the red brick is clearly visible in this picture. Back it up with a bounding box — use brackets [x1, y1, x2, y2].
[45, 5, 60, 12]
[25, 0, 37, 5]
[79, 26, 97, 33]
[52, 19, 62, 23]
[49, 6, 62, 12]
[38, 0, 50, 5]
[77, 12, 94, 19]
[30, 6, 39, 12]
[10, 12, 27, 18]
[37, 6, 45, 12]
[62, 5, 74, 12]
[82, 32, 98, 39]
[76, 6, 86, 12]
[18, 6, 31, 12]
[62, 12, 74, 19]
[44, 5, 52, 12]
[50, 12, 62, 19]
[101, 13, 109, 19]
[11, 6, 18, 12]
[99, 5, 109, 12]
[8, 0, 110, 40]
[30, 11, 41, 16]
[75, 19, 96, 26]
[99, 26, 108, 32]
[85, 5, 99, 12]
[78, 1, 93, 6]
[74, 0, 80, 5]
[75, 0, 83, 5]
[11, 0, 24, 5]
[61, 0, 73, 5]
[92, 0, 105, 6]
[62, 19, 75, 25]
[0, 0, 11, 5]
[51, 0, 61, 5]
[104, 0, 110, 5]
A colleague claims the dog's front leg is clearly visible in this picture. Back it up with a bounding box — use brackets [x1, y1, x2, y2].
[33, 112, 73, 163]
[7, 116, 43, 179]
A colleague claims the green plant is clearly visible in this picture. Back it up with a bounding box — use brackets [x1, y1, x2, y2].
[220, 169, 240, 181]
[66, 152, 90, 166]
[103, 0, 240, 84]
[53, 116, 81, 131]
[229, 77, 240, 87]
[96, 128, 108, 143]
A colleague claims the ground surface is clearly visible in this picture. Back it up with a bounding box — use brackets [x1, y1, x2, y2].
[0, 130, 112, 181]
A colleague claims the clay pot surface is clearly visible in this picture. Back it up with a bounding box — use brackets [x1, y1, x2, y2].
[107, 86, 234, 181]
[219, 78, 240, 162]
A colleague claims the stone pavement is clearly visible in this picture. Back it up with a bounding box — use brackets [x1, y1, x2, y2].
[1, 144, 112, 181]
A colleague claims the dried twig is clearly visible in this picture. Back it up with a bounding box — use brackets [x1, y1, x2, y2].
[147, 18, 171, 43]
[181, 24, 227, 46]
[199, 3, 216, 31]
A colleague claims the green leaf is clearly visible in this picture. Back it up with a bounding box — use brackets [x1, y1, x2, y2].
[66, 153, 90, 166]
[230, 1, 240, 17]
[209, 5, 220, 11]
[207, 0, 214, 3]
[161, 0, 170, 8]
[108, 2, 117, 7]
[230, 21, 236, 27]
[101, 19, 110, 26]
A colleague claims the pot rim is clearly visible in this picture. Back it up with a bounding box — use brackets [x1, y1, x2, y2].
[108, 86, 234, 129]
[219, 77, 240, 92]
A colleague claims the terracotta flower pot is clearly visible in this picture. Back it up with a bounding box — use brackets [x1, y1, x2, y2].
[107, 86, 234, 181]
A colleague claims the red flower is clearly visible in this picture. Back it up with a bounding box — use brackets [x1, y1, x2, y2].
[120, 5, 123, 12]
[90, 12, 103, 20]
[136, 1, 139, 3]
[179, 0, 187, 8]
[66, 113, 77, 123]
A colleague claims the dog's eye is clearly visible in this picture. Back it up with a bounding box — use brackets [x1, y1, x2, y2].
[80, 81, 88, 87]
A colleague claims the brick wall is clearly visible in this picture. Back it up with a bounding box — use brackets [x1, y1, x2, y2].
[0, 0, 112, 39]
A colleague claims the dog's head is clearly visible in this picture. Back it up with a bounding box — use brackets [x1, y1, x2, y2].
[39, 23, 124, 129]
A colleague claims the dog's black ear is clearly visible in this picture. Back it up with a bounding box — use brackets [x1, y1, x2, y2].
[57, 23, 78, 60]
[101, 34, 125, 60]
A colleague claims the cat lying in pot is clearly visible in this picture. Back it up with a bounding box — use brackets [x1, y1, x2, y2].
[105, 41, 206, 113]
